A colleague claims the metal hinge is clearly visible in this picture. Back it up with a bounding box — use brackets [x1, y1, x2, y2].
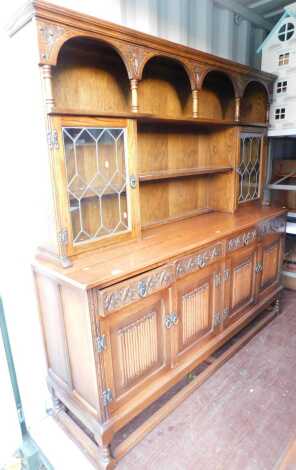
[214, 307, 230, 327]
[224, 269, 230, 281]
[47, 129, 59, 150]
[255, 262, 263, 273]
[57, 228, 69, 246]
[102, 388, 113, 406]
[214, 272, 222, 288]
[164, 312, 178, 329]
[96, 335, 106, 353]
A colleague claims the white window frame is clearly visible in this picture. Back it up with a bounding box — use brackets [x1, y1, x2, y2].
[279, 53, 290, 66]
[276, 80, 288, 94]
[275, 108, 286, 120]
[278, 22, 295, 42]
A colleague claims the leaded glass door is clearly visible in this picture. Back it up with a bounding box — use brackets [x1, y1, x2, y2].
[52, 117, 139, 256]
[237, 131, 265, 204]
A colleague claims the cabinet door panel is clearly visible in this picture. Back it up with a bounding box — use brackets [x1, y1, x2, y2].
[260, 239, 281, 291]
[225, 246, 257, 326]
[173, 263, 223, 364]
[100, 290, 170, 412]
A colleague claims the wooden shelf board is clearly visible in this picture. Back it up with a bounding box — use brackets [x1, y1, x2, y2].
[142, 208, 214, 230]
[50, 108, 266, 128]
[139, 167, 233, 182]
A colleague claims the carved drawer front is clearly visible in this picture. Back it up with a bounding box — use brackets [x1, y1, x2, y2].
[258, 216, 286, 238]
[175, 243, 223, 279]
[99, 290, 171, 412]
[226, 227, 257, 253]
[173, 263, 222, 363]
[96, 264, 174, 316]
[260, 240, 281, 291]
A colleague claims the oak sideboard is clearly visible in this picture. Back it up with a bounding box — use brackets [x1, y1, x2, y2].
[8, 2, 287, 468]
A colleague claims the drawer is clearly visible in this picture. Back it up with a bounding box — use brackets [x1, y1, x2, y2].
[95, 264, 175, 316]
[175, 242, 224, 279]
[257, 216, 286, 240]
[226, 227, 257, 253]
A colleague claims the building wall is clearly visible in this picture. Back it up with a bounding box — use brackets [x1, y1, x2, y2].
[261, 16, 296, 133]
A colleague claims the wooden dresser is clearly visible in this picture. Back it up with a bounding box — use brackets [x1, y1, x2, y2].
[8, 1, 287, 468]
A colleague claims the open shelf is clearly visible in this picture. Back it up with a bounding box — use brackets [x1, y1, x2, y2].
[139, 166, 233, 182]
[142, 207, 213, 230]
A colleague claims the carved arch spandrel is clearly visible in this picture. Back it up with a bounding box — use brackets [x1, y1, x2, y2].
[37, 20, 133, 79]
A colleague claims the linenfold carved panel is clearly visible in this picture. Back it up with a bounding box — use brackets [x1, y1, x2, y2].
[97, 265, 174, 315]
[181, 283, 210, 346]
[175, 243, 223, 279]
[117, 311, 158, 389]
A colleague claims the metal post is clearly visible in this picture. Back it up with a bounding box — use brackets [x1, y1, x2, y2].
[0, 298, 53, 470]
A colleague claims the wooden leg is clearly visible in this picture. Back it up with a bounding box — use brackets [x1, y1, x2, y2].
[100, 445, 115, 470]
[275, 297, 280, 315]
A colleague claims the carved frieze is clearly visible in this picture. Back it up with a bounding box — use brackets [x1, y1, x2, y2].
[227, 229, 257, 252]
[97, 265, 174, 315]
[175, 243, 223, 279]
[258, 216, 286, 236]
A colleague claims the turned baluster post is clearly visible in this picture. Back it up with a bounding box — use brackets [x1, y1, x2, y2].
[235, 97, 241, 122]
[42, 64, 55, 113]
[192, 89, 199, 118]
[130, 78, 139, 113]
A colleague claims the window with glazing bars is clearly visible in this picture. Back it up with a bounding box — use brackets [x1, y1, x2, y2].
[276, 81, 287, 93]
[279, 53, 290, 65]
[237, 134, 262, 204]
[62, 127, 130, 245]
[275, 108, 286, 120]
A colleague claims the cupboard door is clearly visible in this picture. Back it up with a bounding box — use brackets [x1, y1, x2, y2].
[99, 289, 171, 413]
[237, 129, 266, 205]
[172, 263, 223, 365]
[259, 238, 282, 292]
[224, 245, 257, 326]
[51, 116, 140, 257]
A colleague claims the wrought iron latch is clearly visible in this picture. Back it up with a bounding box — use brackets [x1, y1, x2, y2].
[47, 129, 59, 150]
[102, 389, 113, 406]
[96, 335, 106, 353]
[164, 312, 178, 329]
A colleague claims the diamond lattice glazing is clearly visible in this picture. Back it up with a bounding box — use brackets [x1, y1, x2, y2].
[62, 127, 129, 244]
[238, 135, 261, 203]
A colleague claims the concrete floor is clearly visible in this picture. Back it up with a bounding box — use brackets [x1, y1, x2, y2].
[118, 290, 296, 470]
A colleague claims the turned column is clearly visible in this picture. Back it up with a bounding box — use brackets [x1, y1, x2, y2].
[130, 78, 139, 113]
[235, 97, 241, 122]
[192, 89, 199, 118]
[41, 64, 55, 113]
[266, 102, 270, 123]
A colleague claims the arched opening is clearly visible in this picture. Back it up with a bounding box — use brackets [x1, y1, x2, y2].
[199, 71, 236, 120]
[240, 81, 268, 123]
[52, 37, 130, 113]
[139, 56, 192, 117]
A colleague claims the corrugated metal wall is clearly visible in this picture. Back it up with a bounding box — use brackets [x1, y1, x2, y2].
[47, 0, 268, 69]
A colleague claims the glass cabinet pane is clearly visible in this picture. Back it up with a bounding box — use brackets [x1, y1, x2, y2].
[62, 127, 129, 245]
[238, 134, 262, 204]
